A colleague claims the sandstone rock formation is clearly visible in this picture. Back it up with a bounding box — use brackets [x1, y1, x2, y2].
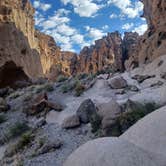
[122, 32, 140, 70]
[78, 32, 123, 74]
[125, 0, 166, 70]
[138, 0, 166, 64]
[0, 0, 76, 87]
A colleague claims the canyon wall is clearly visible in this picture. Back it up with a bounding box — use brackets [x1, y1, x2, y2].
[0, 0, 75, 85]
[138, 0, 166, 65]
[78, 32, 123, 74]
[126, 0, 166, 70]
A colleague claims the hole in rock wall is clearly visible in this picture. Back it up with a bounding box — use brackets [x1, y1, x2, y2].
[0, 61, 29, 89]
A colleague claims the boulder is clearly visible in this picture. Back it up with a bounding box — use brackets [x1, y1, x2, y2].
[97, 100, 121, 119]
[64, 137, 163, 166]
[28, 93, 63, 116]
[35, 138, 62, 156]
[62, 115, 80, 129]
[108, 76, 127, 89]
[121, 105, 166, 157]
[76, 99, 97, 123]
[97, 100, 121, 136]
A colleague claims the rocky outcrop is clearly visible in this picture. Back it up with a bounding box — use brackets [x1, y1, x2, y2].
[0, 0, 76, 87]
[138, 0, 166, 65]
[78, 32, 123, 74]
[0, 0, 43, 80]
[123, 32, 140, 70]
[125, 0, 166, 70]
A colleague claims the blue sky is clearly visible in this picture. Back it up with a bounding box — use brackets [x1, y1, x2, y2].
[31, 0, 147, 52]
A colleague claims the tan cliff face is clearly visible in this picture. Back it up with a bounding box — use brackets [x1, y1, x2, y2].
[138, 0, 166, 65]
[0, 0, 43, 79]
[78, 32, 123, 74]
[0, 0, 75, 86]
[126, 0, 166, 70]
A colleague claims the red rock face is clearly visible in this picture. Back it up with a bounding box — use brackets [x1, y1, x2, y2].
[78, 32, 123, 74]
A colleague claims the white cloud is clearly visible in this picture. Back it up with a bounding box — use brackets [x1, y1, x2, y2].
[132, 24, 147, 35]
[108, 0, 143, 18]
[60, 0, 103, 17]
[86, 27, 106, 42]
[109, 13, 118, 19]
[33, 1, 52, 11]
[34, 8, 88, 51]
[122, 23, 134, 30]
[102, 25, 109, 30]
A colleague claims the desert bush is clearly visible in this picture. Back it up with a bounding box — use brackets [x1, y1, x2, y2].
[0, 114, 7, 124]
[108, 101, 158, 136]
[7, 122, 30, 139]
[74, 82, 85, 97]
[56, 75, 68, 82]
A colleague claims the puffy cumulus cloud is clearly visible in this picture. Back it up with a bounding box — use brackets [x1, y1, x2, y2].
[122, 23, 134, 30]
[85, 26, 106, 43]
[34, 8, 88, 51]
[60, 0, 104, 17]
[108, 0, 143, 18]
[33, 0, 52, 11]
[132, 24, 148, 35]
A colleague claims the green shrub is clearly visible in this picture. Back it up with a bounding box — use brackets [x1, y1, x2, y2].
[76, 73, 88, 80]
[90, 114, 102, 133]
[16, 132, 33, 150]
[0, 114, 7, 124]
[7, 122, 30, 139]
[57, 75, 68, 82]
[74, 82, 85, 97]
[44, 84, 54, 92]
[61, 84, 70, 93]
[108, 101, 158, 136]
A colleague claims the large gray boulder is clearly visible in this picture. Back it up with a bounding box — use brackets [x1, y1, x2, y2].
[121, 105, 166, 157]
[97, 100, 122, 136]
[64, 137, 163, 166]
[76, 99, 97, 123]
[108, 76, 127, 89]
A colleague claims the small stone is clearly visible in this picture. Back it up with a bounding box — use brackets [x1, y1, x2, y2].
[36, 139, 62, 155]
[62, 115, 80, 129]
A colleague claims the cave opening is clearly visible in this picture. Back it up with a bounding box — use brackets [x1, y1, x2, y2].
[0, 61, 29, 89]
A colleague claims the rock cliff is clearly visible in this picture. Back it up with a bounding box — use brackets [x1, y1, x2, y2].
[78, 32, 123, 74]
[126, 0, 166, 69]
[0, 0, 76, 86]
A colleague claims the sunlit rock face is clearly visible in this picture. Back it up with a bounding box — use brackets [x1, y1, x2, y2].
[78, 32, 123, 74]
[138, 0, 166, 65]
[0, 0, 43, 79]
[0, 0, 76, 84]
